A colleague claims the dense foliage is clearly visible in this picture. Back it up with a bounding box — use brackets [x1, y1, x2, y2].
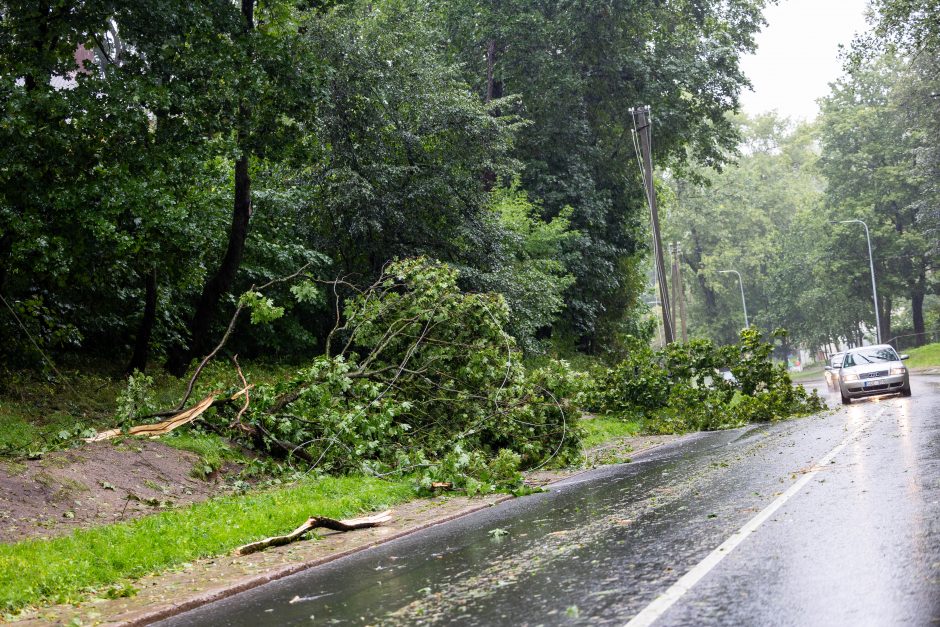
[591, 329, 825, 432]
[656, 1, 938, 355]
[203, 258, 584, 492]
[664, 94, 938, 354]
[9, 0, 928, 493]
[0, 0, 768, 372]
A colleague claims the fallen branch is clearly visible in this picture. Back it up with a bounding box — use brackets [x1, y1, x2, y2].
[145, 263, 316, 419]
[230, 355, 252, 433]
[235, 510, 394, 556]
[85, 387, 250, 442]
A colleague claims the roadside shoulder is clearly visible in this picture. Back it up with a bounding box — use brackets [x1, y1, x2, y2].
[12, 432, 687, 626]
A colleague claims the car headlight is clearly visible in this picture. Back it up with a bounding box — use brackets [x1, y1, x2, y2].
[890, 367, 907, 375]
[842, 373, 859, 382]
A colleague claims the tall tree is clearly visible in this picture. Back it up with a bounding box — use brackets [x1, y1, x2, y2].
[664, 114, 832, 350]
[818, 52, 932, 345]
[440, 0, 769, 350]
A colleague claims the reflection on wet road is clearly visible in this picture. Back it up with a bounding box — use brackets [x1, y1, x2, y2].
[160, 377, 940, 626]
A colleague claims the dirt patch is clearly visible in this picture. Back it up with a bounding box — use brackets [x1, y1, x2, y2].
[0, 440, 238, 544]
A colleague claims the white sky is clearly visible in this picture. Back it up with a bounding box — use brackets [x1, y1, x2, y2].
[739, 0, 872, 121]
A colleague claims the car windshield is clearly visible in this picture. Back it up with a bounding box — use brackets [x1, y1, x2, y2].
[830, 354, 843, 367]
[842, 347, 899, 368]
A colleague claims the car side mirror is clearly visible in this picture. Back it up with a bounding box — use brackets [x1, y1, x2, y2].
[900, 354, 909, 360]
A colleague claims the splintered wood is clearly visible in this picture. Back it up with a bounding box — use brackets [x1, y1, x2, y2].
[84, 387, 249, 442]
[235, 510, 394, 556]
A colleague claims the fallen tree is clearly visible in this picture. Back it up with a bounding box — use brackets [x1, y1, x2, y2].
[590, 328, 825, 431]
[97, 258, 585, 493]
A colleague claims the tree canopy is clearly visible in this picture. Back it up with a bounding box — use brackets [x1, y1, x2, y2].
[0, 0, 769, 371]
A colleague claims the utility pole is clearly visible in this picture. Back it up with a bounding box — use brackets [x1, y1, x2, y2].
[669, 243, 688, 342]
[670, 243, 679, 336]
[631, 105, 673, 344]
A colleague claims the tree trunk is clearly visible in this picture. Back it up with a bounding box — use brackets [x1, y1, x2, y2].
[485, 39, 496, 103]
[480, 38, 502, 192]
[687, 227, 716, 317]
[167, 154, 252, 376]
[166, 0, 255, 377]
[127, 267, 158, 374]
[910, 262, 927, 347]
[879, 294, 892, 346]
[911, 288, 925, 348]
[0, 232, 11, 295]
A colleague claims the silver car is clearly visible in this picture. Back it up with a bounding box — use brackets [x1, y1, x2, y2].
[824, 352, 844, 391]
[836, 344, 911, 405]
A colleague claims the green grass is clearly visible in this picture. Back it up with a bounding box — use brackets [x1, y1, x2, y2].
[788, 365, 826, 382]
[904, 342, 940, 368]
[0, 360, 299, 458]
[0, 475, 414, 613]
[581, 415, 644, 449]
[161, 431, 249, 478]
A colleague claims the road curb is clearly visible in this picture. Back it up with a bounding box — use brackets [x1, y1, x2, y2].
[120, 495, 517, 627]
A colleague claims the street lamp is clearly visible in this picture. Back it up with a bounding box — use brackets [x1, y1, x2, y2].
[831, 219, 881, 344]
[718, 270, 749, 328]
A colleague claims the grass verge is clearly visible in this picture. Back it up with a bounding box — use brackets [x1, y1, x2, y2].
[581, 415, 644, 449]
[905, 342, 940, 369]
[788, 365, 825, 382]
[161, 431, 250, 478]
[0, 360, 299, 458]
[0, 475, 413, 613]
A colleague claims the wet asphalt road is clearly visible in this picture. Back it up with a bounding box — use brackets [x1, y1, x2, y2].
[160, 376, 940, 626]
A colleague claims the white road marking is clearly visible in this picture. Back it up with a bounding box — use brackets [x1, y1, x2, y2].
[625, 406, 885, 627]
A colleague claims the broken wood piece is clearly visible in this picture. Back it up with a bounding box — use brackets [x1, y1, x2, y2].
[430, 482, 453, 490]
[83, 389, 245, 442]
[235, 510, 394, 556]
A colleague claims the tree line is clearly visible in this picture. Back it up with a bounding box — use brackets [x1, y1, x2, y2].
[662, 0, 939, 355]
[0, 0, 768, 374]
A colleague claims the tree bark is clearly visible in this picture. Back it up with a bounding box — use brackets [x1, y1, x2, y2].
[879, 294, 892, 346]
[0, 232, 11, 296]
[480, 38, 502, 192]
[911, 265, 926, 347]
[166, 0, 255, 376]
[686, 227, 717, 317]
[167, 155, 252, 376]
[485, 39, 496, 103]
[127, 267, 158, 374]
[912, 291, 925, 347]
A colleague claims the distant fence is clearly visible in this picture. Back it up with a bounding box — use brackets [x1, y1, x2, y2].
[886, 329, 940, 352]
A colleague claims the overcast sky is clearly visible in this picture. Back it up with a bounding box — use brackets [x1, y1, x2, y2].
[739, 0, 872, 121]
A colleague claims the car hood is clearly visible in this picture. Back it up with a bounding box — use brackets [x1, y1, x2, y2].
[843, 361, 902, 375]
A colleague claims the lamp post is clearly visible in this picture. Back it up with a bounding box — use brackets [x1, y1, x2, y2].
[718, 270, 748, 329]
[832, 219, 881, 344]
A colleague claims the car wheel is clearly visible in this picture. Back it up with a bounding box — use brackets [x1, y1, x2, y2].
[841, 390, 851, 405]
[900, 385, 912, 397]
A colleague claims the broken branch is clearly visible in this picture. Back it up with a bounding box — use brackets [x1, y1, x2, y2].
[234, 509, 394, 555]
[85, 388, 250, 442]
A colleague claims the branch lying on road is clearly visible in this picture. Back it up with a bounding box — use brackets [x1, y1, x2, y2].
[234, 510, 394, 556]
